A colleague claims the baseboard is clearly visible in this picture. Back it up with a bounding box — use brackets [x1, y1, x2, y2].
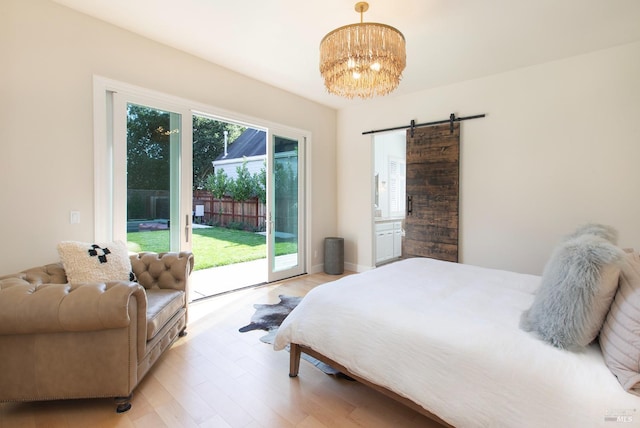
[344, 262, 374, 273]
[308, 263, 324, 274]
[309, 262, 374, 274]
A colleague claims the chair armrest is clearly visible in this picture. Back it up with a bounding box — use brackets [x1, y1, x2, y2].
[0, 281, 146, 335]
[130, 251, 194, 291]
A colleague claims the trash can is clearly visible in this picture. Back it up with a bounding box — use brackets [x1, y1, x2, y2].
[324, 237, 344, 275]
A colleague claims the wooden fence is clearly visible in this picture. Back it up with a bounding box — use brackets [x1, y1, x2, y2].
[193, 190, 266, 230]
[129, 189, 295, 234]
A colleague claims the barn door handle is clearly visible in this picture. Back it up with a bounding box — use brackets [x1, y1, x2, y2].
[407, 195, 413, 215]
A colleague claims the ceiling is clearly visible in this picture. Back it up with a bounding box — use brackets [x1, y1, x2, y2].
[53, 0, 640, 110]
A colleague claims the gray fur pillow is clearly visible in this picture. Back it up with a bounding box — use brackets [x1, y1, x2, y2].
[564, 223, 619, 244]
[520, 233, 625, 350]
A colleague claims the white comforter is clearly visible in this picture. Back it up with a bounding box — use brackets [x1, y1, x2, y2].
[274, 257, 640, 427]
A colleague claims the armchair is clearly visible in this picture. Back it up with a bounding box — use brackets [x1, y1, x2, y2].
[0, 251, 194, 412]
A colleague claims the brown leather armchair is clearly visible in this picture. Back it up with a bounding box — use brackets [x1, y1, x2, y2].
[0, 251, 193, 412]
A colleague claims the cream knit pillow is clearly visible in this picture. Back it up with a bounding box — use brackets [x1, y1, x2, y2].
[57, 240, 133, 284]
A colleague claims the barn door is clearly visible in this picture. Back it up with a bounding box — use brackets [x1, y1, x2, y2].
[403, 123, 460, 262]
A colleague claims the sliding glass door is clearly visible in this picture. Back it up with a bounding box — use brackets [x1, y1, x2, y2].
[267, 130, 305, 282]
[95, 78, 309, 292]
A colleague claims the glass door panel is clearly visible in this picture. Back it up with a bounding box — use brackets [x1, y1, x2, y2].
[112, 93, 191, 254]
[267, 132, 305, 281]
[125, 103, 180, 252]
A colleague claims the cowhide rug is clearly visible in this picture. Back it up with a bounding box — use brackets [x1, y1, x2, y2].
[239, 294, 341, 376]
[239, 294, 302, 335]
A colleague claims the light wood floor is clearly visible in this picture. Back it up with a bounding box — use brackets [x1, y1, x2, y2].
[0, 271, 445, 428]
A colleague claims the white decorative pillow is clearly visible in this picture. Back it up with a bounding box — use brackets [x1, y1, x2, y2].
[600, 250, 640, 395]
[520, 233, 625, 350]
[57, 240, 133, 285]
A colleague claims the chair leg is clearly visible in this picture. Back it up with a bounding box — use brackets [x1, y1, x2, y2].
[179, 328, 188, 337]
[115, 394, 132, 413]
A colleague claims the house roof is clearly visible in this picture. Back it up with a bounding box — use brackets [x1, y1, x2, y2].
[215, 128, 266, 161]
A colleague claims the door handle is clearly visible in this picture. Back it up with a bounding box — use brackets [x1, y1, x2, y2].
[407, 195, 413, 215]
[185, 214, 190, 243]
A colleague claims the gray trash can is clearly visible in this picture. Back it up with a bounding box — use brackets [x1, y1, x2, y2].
[324, 237, 344, 275]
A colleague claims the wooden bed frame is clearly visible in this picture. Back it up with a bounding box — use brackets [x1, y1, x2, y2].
[288, 343, 454, 428]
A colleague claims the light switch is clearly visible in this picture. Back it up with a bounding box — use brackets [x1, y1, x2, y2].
[70, 211, 80, 224]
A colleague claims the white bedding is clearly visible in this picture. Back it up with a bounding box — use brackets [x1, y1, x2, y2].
[274, 257, 640, 427]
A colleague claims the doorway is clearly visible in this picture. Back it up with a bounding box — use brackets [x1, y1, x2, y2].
[373, 131, 406, 266]
[188, 117, 306, 298]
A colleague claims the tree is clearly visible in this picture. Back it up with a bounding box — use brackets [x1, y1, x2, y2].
[253, 162, 266, 204]
[127, 105, 172, 190]
[274, 160, 298, 234]
[230, 160, 255, 224]
[205, 169, 230, 223]
[274, 161, 296, 198]
[192, 116, 245, 190]
[126, 107, 246, 191]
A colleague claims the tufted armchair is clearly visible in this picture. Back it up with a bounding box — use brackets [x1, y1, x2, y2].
[0, 251, 193, 412]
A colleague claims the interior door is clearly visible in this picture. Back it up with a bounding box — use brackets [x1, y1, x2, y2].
[266, 131, 305, 282]
[113, 93, 192, 252]
[403, 123, 460, 262]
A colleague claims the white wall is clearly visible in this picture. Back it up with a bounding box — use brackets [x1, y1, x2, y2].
[0, 0, 337, 274]
[338, 41, 640, 275]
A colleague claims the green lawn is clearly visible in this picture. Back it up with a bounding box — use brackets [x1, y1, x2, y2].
[127, 227, 297, 271]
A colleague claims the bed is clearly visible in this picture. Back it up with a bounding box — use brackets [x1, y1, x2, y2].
[273, 256, 640, 427]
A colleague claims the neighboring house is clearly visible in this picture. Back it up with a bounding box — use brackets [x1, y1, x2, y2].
[212, 128, 298, 181]
[212, 128, 266, 180]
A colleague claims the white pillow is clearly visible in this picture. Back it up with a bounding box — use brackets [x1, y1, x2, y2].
[600, 250, 640, 395]
[57, 240, 133, 284]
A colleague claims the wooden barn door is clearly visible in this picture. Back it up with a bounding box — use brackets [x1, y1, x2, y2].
[403, 123, 460, 262]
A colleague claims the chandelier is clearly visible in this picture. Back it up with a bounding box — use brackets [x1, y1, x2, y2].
[319, 2, 406, 99]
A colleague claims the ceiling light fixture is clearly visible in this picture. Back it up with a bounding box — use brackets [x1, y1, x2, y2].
[319, 2, 406, 99]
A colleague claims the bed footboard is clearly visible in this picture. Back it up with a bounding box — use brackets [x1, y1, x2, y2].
[287, 342, 453, 427]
